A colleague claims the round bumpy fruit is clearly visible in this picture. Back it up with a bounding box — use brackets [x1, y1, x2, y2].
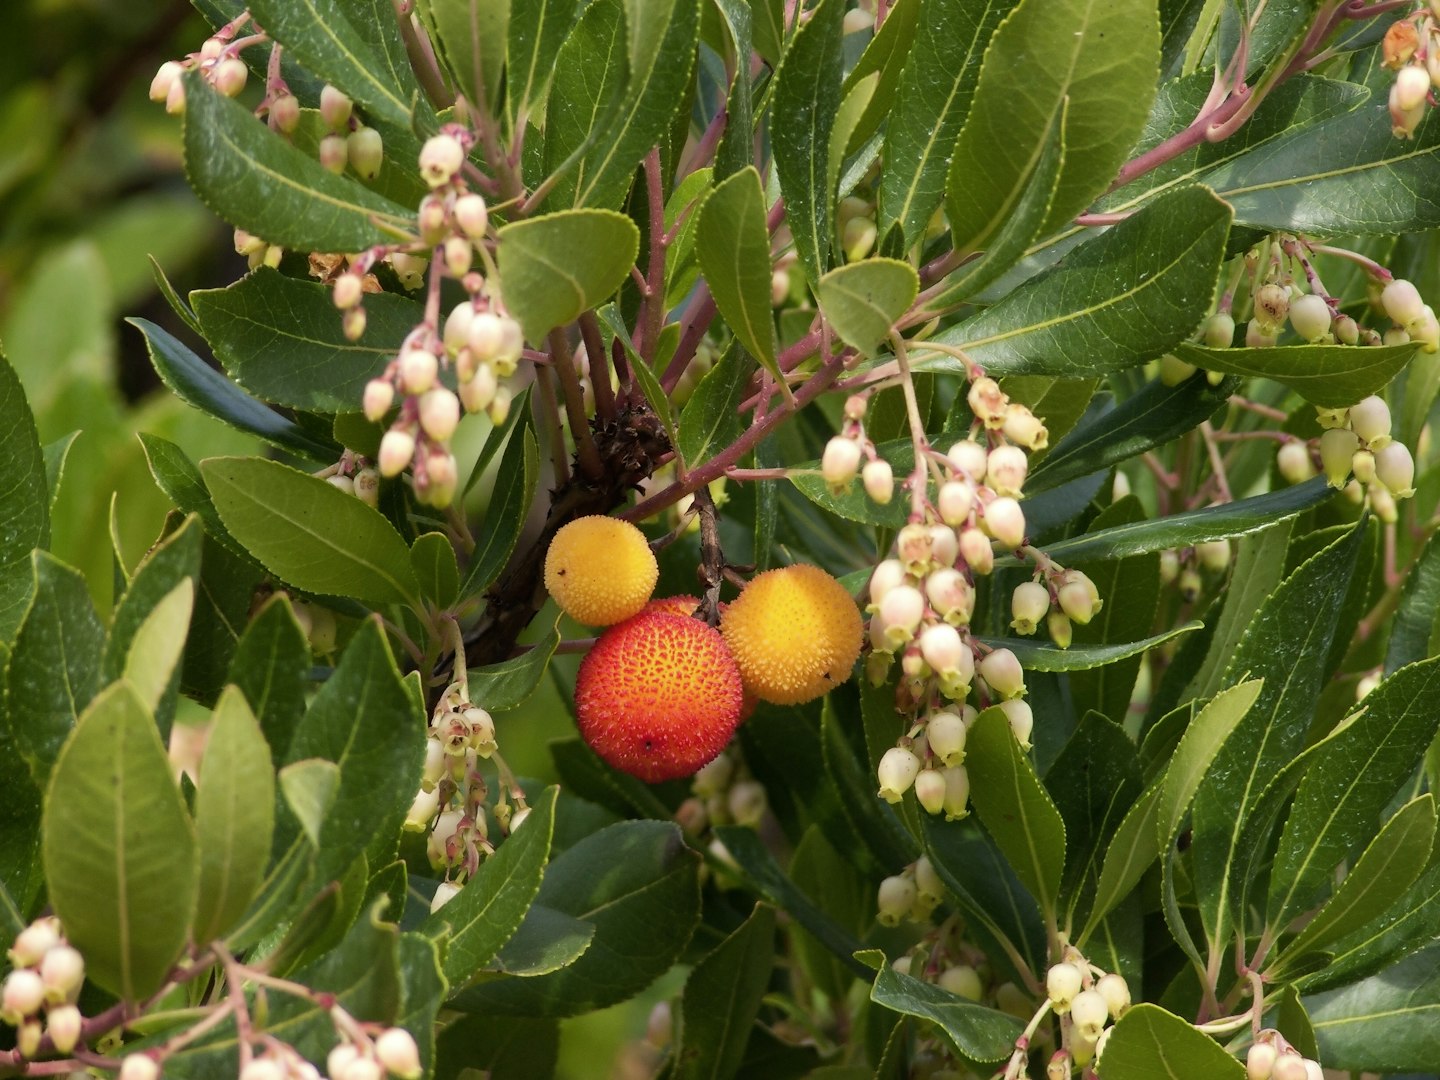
[544, 516, 659, 626]
[575, 612, 744, 782]
[721, 564, 863, 705]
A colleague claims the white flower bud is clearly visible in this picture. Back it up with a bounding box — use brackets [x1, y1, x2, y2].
[1010, 580, 1050, 634]
[999, 699, 1033, 749]
[1319, 428, 1360, 487]
[987, 444, 1028, 497]
[269, 91, 300, 133]
[981, 497, 1025, 549]
[938, 965, 983, 1001]
[319, 133, 349, 174]
[922, 623, 973, 694]
[1048, 610, 1073, 649]
[862, 459, 894, 503]
[404, 785, 439, 831]
[418, 194, 448, 244]
[353, 467, 380, 508]
[327, 1043, 361, 1080]
[444, 304, 475, 355]
[914, 855, 943, 903]
[1352, 448, 1376, 484]
[1272, 1053, 1309, 1080]
[1384, 326, 1412, 347]
[494, 317, 525, 375]
[344, 1057, 385, 1080]
[1397, 63, 1431, 111]
[926, 710, 967, 766]
[489, 384, 515, 426]
[925, 567, 975, 624]
[454, 193, 489, 238]
[378, 429, 416, 477]
[444, 235, 473, 278]
[509, 807, 531, 832]
[421, 449, 459, 508]
[1048, 1051, 1074, 1080]
[914, 768, 946, 815]
[46, 1002, 82, 1053]
[7, 919, 60, 968]
[2, 969, 45, 1017]
[419, 388, 461, 443]
[1333, 312, 1359, 344]
[459, 364, 499, 414]
[958, 527, 994, 574]
[1095, 973, 1130, 1019]
[1159, 550, 1180, 584]
[1254, 282, 1289, 332]
[1376, 441, 1416, 496]
[240, 1059, 286, 1080]
[150, 60, 184, 102]
[343, 306, 367, 341]
[877, 584, 925, 648]
[821, 436, 862, 492]
[344, 126, 383, 180]
[165, 75, 187, 114]
[375, 1027, 423, 1079]
[40, 944, 85, 1001]
[1301, 1060, 1322, 1080]
[120, 1055, 161, 1080]
[1202, 311, 1236, 348]
[399, 348, 439, 395]
[420, 133, 465, 187]
[333, 273, 364, 311]
[1196, 539, 1231, 573]
[937, 480, 975, 526]
[320, 84, 353, 129]
[1276, 440, 1315, 484]
[941, 765, 970, 819]
[1288, 293, 1331, 343]
[1002, 404, 1049, 450]
[212, 57, 248, 98]
[867, 559, 906, 608]
[1159, 353, 1197, 385]
[1179, 567, 1203, 602]
[1383, 278, 1426, 326]
[876, 875, 916, 926]
[946, 439, 988, 481]
[968, 377, 1008, 427]
[979, 648, 1024, 698]
[1245, 319, 1277, 349]
[430, 880, 461, 912]
[1071, 987, 1108, 1041]
[877, 746, 921, 803]
[770, 269, 790, 306]
[1414, 305, 1440, 352]
[1046, 962, 1083, 1012]
[468, 311, 507, 362]
[928, 524, 959, 569]
[1349, 395, 1392, 447]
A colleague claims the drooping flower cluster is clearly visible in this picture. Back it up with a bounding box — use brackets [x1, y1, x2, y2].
[1315, 392, 1416, 522]
[1042, 953, 1133, 1073]
[1245, 1029, 1325, 1080]
[1383, 5, 1440, 138]
[2, 918, 86, 1059]
[821, 394, 895, 503]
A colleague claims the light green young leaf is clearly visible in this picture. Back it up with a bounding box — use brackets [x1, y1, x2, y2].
[815, 259, 919, 356]
[202, 456, 421, 606]
[1172, 341, 1417, 409]
[1158, 680, 1262, 847]
[467, 629, 559, 712]
[839, 0, 919, 156]
[41, 431, 80, 519]
[42, 683, 198, 1001]
[280, 759, 341, 848]
[181, 74, 412, 253]
[122, 579, 194, 715]
[696, 167, 779, 371]
[411, 532, 460, 610]
[193, 686, 276, 944]
[496, 210, 640, 343]
[1082, 779, 1164, 940]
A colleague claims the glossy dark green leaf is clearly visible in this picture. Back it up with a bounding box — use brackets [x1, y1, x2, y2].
[1190, 522, 1363, 953]
[815, 259, 919, 356]
[228, 593, 311, 767]
[42, 683, 197, 1000]
[450, 820, 701, 1015]
[977, 624, 1200, 673]
[678, 341, 751, 468]
[396, 930, 448, 1078]
[878, 0, 1014, 250]
[193, 686, 276, 944]
[771, 0, 844, 286]
[1307, 943, 1440, 1071]
[1267, 656, 1440, 932]
[965, 710, 1065, 917]
[869, 966, 1022, 1065]
[5, 552, 104, 785]
[137, 433, 251, 564]
[180, 74, 412, 253]
[41, 430, 79, 517]
[467, 628, 558, 711]
[191, 268, 420, 411]
[540, 0, 631, 205]
[410, 532, 460, 609]
[674, 903, 776, 1080]
[1172, 341, 1416, 409]
[697, 166, 778, 371]
[506, 0, 577, 127]
[1386, 528, 1440, 674]
[127, 318, 336, 461]
[1028, 375, 1237, 494]
[487, 903, 594, 976]
[461, 421, 538, 598]
[1100, 1004, 1245, 1078]
[943, 0, 1158, 253]
[435, 1014, 559, 1080]
[916, 187, 1232, 380]
[0, 350, 48, 563]
[203, 456, 421, 606]
[497, 210, 640, 343]
[422, 787, 557, 982]
[712, 0, 754, 181]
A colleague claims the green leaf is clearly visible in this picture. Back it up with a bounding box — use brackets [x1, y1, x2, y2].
[105, 517, 203, 701]
[1387, 528, 1440, 674]
[1307, 943, 1440, 1071]
[678, 341, 752, 468]
[420, 0, 509, 114]
[127, 318, 336, 461]
[695, 166, 778, 371]
[1267, 656, 1440, 933]
[5, 553, 104, 785]
[1028, 375, 1237, 494]
[944, 0, 1159, 253]
[410, 532, 460, 609]
[488, 903, 594, 975]
[202, 456, 421, 606]
[976, 624, 1200, 673]
[228, 594, 311, 767]
[137, 433, 251, 564]
[1171, 341, 1417, 409]
[747, 0, 785, 66]
[193, 686, 276, 944]
[1018, 476, 1335, 565]
[284, 619, 424, 888]
[840, 0, 919, 154]
[280, 759, 341, 848]
[148, 253, 205, 338]
[1190, 521, 1364, 953]
[878, 0, 1014, 251]
[1099, 1004, 1246, 1078]
[965, 709, 1065, 917]
[916, 187, 1233, 379]
[868, 966, 1023, 1065]
[42, 683, 197, 1000]
[497, 210, 640, 344]
[450, 820, 700, 1016]
[122, 580, 194, 714]
[1083, 779, 1164, 938]
[191, 267, 421, 411]
[461, 421, 538, 597]
[540, 0, 631, 206]
[1157, 680, 1261, 848]
[712, 0, 755, 181]
[180, 74, 412, 253]
[467, 628, 559, 711]
[815, 259, 919, 356]
[506, 0, 577, 127]
[771, 0, 844, 286]
[396, 930, 448, 1078]
[0, 350, 48, 563]
[422, 786, 557, 983]
[674, 903, 776, 1080]
[41, 430, 79, 518]
[1279, 794, 1436, 972]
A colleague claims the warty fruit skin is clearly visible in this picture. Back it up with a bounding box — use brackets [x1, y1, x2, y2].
[721, 564, 863, 705]
[544, 515, 659, 626]
[575, 611, 744, 782]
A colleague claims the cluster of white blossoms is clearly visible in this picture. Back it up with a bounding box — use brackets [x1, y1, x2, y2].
[1383, 4, 1440, 138]
[676, 748, 768, 836]
[1043, 953, 1133, 1072]
[820, 393, 896, 504]
[1245, 1029, 1325, 1080]
[1313, 390, 1416, 522]
[875, 855, 947, 928]
[1, 917, 85, 1059]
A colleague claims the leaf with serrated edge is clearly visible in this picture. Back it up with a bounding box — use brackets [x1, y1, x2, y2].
[0, 350, 48, 563]
[869, 965, 1022, 1064]
[1172, 341, 1416, 409]
[674, 903, 776, 1080]
[977, 623, 1200, 673]
[696, 167, 779, 370]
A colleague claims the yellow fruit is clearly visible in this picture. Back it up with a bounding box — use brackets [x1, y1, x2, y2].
[721, 564, 862, 705]
[544, 516, 658, 626]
